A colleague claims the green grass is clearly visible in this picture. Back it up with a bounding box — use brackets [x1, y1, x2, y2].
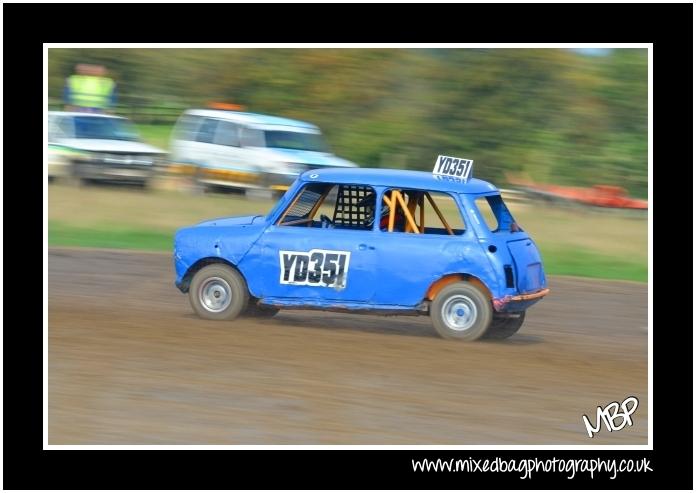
[47, 183, 648, 282]
[136, 124, 173, 150]
[49, 221, 174, 251]
[538, 245, 647, 282]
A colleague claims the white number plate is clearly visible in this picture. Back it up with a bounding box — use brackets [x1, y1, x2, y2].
[279, 249, 351, 288]
[433, 155, 473, 180]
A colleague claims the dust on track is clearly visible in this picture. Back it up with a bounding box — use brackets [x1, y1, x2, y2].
[48, 248, 648, 444]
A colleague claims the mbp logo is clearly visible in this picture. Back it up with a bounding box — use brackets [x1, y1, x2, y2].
[582, 396, 639, 438]
[279, 249, 351, 288]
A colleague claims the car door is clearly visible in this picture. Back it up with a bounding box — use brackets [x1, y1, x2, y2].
[212, 120, 258, 181]
[242, 183, 377, 303]
[255, 226, 377, 302]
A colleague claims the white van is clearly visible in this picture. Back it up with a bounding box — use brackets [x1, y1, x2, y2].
[169, 109, 358, 192]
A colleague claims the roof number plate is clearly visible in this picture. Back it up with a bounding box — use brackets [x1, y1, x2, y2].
[433, 155, 473, 181]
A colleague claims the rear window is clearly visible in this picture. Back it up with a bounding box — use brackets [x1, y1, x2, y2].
[473, 194, 522, 233]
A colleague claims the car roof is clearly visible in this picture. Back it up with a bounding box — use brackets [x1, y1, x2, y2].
[48, 111, 126, 119]
[183, 109, 318, 129]
[298, 168, 499, 194]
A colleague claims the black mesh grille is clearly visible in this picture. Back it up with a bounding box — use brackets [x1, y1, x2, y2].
[333, 185, 372, 229]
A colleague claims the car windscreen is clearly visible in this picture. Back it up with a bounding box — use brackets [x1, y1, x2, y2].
[263, 130, 329, 152]
[73, 116, 140, 141]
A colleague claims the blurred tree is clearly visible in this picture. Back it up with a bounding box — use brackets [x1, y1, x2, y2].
[47, 48, 648, 197]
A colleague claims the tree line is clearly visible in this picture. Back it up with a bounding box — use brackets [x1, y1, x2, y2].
[48, 48, 648, 197]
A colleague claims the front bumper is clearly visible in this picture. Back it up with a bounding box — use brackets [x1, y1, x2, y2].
[76, 163, 154, 182]
[493, 288, 550, 312]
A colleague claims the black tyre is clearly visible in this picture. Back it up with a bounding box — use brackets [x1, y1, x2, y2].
[243, 302, 280, 318]
[483, 311, 526, 340]
[188, 264, 249, 320]
[430, 282, 493, 341]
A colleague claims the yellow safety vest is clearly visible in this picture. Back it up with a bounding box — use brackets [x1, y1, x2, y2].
[68, 75, 115, 109]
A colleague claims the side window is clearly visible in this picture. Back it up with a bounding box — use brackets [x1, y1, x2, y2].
[240, 127, 265, 147]
[214, 121, 240, 147]
[277, 183, 329, 226]
[277, 183, 375, 230]
[380, 189, 466, 235]
[173, 115, 202, 141]
[195, 118, 219, 144]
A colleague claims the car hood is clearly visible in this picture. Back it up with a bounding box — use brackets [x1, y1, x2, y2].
[56, 138, 166, 154]
[257, 147, 358, 167]
[195, 214, 266, 227]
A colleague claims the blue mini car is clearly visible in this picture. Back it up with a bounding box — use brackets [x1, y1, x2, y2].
[174, 160, 549, 340]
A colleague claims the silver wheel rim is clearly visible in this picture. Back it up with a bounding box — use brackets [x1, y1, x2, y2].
[199, 277, 232, 313]
[442, 294, 478, 332]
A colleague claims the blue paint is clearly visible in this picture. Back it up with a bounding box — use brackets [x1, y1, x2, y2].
[174, 168, 548, 314]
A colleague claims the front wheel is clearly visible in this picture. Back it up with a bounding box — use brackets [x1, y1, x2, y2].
[430, 282, 492, 341]
[188, 264, 249, 320]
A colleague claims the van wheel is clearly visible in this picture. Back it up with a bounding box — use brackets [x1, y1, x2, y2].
[189, 264, 249, 320]
[483, 311, 526, 340]
[430, 282, 492, 341]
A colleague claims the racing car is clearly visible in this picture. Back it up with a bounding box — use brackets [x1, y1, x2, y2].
[173, 156, 549, 340]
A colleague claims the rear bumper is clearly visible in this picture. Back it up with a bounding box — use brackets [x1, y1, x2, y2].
[493, 288, 550, 312]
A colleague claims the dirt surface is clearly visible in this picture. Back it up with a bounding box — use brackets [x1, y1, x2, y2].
[48, 248, 648, 445]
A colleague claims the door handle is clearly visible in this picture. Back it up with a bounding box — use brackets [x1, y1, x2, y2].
[358, 244, 375, 251]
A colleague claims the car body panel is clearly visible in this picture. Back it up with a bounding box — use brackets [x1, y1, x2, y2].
[240, 225, 377, 302]
[174, 168, 549, 313]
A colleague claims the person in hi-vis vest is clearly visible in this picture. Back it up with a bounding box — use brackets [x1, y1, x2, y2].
[63, 64, 117, 113]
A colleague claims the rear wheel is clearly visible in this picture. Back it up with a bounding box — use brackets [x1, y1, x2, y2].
[189, 264, 249, 320]
[430, 282, 492, 341]
[483, 311, 526, 340]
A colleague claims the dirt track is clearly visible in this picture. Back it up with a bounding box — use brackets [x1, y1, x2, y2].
[48, 248, 648, 445]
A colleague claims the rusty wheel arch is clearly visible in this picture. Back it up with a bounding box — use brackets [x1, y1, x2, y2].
[425, 274, 493, 302]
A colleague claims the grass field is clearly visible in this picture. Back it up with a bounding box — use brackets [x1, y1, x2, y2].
[136, 124, 173, 150]
[47, 182, 648, 282]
